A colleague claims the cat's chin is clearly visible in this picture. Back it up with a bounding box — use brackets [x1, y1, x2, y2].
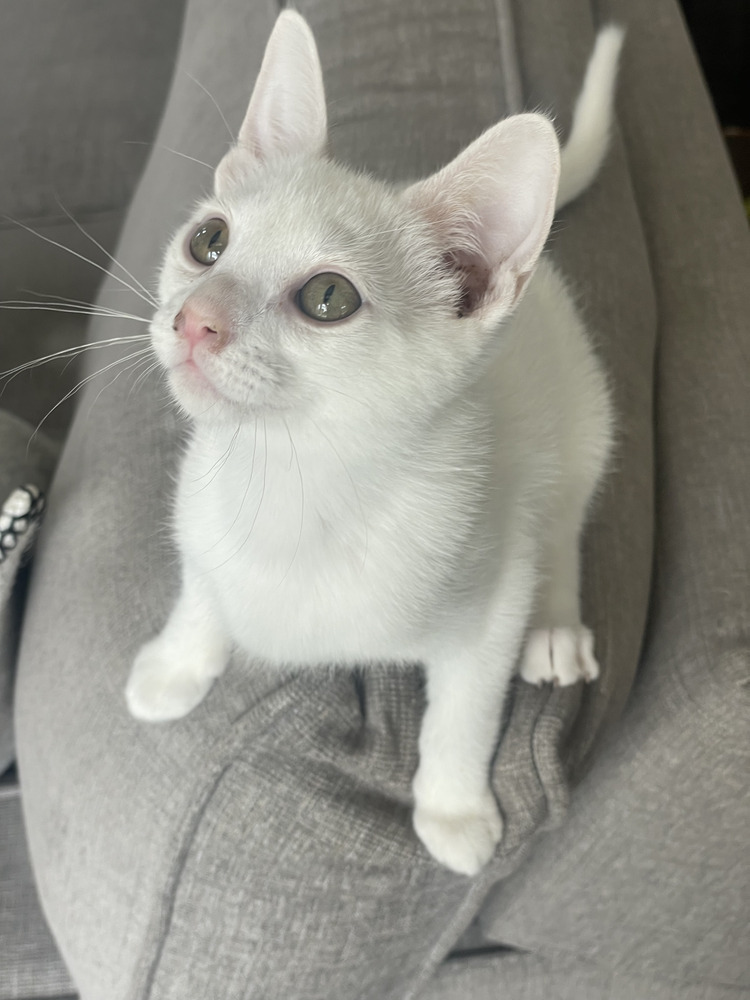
[167, 360, 284, 424]
[168, 360, 240, 422]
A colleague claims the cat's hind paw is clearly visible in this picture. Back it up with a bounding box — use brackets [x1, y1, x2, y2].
[125, 639, 220, 722]
[519, 625, 599, 687]
[413, 793, 503, 876]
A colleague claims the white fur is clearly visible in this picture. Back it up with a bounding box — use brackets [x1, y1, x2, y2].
[556, 25, 625, 210]
[126, 11, 621, 876]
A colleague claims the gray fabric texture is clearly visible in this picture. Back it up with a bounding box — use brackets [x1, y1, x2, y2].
[0, 0, 185, 440]
[0, 1, 184, 224]
[421, 952, 749, 1000]
[0, 412, 57, 776]
[9, 0, 746, 999]
[0, 214, 133, 441]
[0, 777, 77, 1000]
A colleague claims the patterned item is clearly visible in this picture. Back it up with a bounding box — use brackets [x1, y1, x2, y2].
[0, 485, 45, 565]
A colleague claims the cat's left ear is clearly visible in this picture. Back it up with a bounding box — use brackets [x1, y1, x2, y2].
[215, 10, 327, 194]
[402, 114, 560, 327]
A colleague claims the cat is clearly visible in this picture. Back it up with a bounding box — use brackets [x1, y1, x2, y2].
[125, 10, 623, 876]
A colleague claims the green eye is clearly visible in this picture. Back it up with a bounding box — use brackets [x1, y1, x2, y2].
[296, 272, 361, 322]
[189, 218, 229, 264]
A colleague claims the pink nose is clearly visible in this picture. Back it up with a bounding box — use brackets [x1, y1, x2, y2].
[173, 304, 230, 353]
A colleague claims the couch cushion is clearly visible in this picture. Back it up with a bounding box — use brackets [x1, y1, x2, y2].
[421, 951, 749, 1000]
[0, 772, 76, 1000]
[0, 0, 184, 225]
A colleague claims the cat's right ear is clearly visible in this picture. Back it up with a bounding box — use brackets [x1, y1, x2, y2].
[215, 10, 327, 195]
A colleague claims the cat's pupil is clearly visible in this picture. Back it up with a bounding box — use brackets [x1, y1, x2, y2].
[189, 217, 229, 265]
[296, 272, 361, 323]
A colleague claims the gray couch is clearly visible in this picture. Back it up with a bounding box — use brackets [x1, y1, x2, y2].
[1, 0, 748, 997]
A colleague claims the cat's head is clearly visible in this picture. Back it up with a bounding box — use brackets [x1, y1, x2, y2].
[151, 10, 560, 429]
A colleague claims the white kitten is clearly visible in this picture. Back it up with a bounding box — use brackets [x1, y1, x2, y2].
[126, 12, 623, 876]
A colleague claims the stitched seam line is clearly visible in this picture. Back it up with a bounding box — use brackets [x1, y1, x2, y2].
[138, 761, 234, 1000]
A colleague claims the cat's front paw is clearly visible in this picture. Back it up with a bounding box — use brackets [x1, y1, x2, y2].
[125, 639, 221, 722]
[519, 625, 599, 687]
[413, 792, 503, 876]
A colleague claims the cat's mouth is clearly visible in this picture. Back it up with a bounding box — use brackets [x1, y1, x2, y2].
[175, 356, 217, 390]
[168, 356, 232, 415]
[156, 323, 291, 419]
[179, 356, 210, 380]
[168, 356, 278, 420]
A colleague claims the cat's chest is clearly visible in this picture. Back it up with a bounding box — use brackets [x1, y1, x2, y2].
[206, 543, 413, 664]
[173, 441, 448, 664]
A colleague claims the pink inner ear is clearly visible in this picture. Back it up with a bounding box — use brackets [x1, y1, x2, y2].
[403, 115, 560, 321]
[443, 251, 491, 317]
[237, 10, 327, 162]
[214, 10, 327, 195]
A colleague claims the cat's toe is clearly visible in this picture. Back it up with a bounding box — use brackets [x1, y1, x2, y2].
[125, 643, 217, 722]
[519, 626, 599, 687]
[413, 795, 503, 876]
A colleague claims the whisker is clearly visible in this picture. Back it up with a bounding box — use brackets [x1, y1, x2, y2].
[207, 418, 267, 573]
[276, 419, 305, 586]
[54, 199, 157, 306]
[123, 140, 214, 171]
[0, 335, 150, 381]
[129, 358, 162, 396]
[228, 417, 259, 525]
[308, 415, 369, 572]
[17, 288, 152, 326]
[30, 346, 153, 442]
[86, 351, 154, 417]
[20, 288, 144, 311]
[197, 418, 259, 555]
[324, 383, 370, 408]
[2, 215, 158, 309]
[189, 422, 241, 492]
[0, 300, 150, 323]
[184, 71, 235, 143]
[244, 417, 269, 552]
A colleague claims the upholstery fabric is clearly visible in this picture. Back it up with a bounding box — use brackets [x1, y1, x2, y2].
[0, 0, 185, 439]
[0, 2, 184, 997]
[0, 778, 76, 1000]
[421, 952, 749, 1000]
[0, 1, 184, 224]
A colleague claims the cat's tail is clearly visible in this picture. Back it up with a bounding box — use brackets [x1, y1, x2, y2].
[555, 25, 625, 211]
